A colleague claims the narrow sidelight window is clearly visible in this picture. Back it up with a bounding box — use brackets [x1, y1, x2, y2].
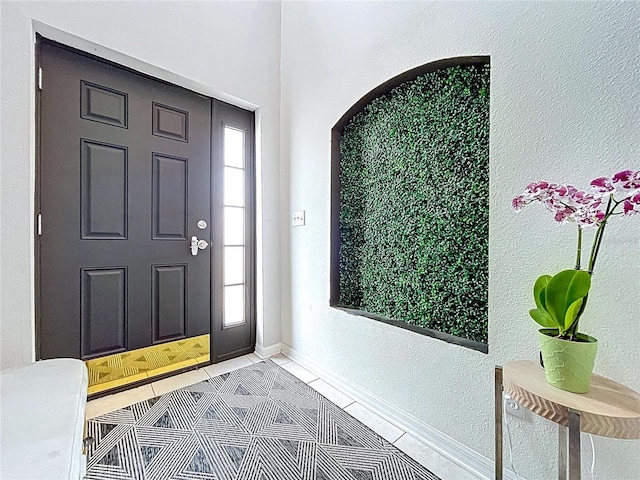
[223, 126, 246, 327]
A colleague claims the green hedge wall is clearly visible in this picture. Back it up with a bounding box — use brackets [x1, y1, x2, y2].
[339, 63, 489, 344]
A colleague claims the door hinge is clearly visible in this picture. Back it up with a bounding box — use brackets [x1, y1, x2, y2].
[38, 67, 43, 90]
[37, 213, 42, 236]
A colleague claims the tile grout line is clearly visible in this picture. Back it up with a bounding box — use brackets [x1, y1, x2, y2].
[271, 356, 292, 366]
[295, 364, 356, 410]
[245, 354, 258, 364]
[393, 432, 407, 445]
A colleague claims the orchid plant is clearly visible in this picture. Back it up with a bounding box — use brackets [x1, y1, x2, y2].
[513, 169, 640, 340]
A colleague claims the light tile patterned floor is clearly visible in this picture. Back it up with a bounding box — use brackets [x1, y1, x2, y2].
[86, 353, 484, 480]
[85, 334, 210, 394]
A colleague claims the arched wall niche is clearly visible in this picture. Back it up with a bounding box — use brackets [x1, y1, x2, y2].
[329, 56, 490, 353]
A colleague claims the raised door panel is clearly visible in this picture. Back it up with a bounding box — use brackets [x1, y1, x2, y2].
[81, 81, 128, 128]
[80, 139, 128, 240]
[152, 103, 188, 142]
[152, 264, 187, 343]
[152, 153, 187, 240]
[81, 268, 127, 358]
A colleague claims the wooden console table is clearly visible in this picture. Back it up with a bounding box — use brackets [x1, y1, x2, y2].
[495, 360, 640, 480]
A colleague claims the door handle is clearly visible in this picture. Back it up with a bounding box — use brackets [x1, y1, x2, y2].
[190, 236, 209, 256]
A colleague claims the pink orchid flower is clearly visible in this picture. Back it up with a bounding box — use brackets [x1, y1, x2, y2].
[512, 181, 606, 227]
[623, 192, 640, 215]
[590, 169, 640, 216]
[514, 169, 639, 340]
[513, 170, 639, 267]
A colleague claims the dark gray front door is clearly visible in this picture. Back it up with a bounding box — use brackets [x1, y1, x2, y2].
[38, 40, 212, 359]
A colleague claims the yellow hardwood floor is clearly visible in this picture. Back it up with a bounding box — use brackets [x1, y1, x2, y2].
[85, 335, 210, 394]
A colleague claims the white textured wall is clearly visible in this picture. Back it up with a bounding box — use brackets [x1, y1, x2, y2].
[280, 2, 640, 479]
[0, 1, 282, 368]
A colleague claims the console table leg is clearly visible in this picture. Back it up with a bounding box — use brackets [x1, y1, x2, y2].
[495, 366, 503, 480]
[559, 425, 568, 480]
[568, 409, 581, 480]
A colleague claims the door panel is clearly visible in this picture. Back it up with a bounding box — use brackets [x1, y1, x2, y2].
[80, 140, 128, 240]
[81, 267, 127, 358]
[152, 264, 187, 343]
[80, 81, 128, 128]
[39, 40, 212, 360]
[152, 153, 188, 240]
[152, 103, 189, 142]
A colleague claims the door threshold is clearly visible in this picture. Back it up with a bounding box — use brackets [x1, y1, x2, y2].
[86, 334, 210, 399]
[87, 361, 210, 401]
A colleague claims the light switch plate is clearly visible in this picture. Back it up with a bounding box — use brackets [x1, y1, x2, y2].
[292, 210, 305, 226]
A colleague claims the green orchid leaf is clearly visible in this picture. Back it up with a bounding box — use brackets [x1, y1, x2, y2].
[565, 270, 591, 306]
[564, 298, 584, 331]
[545, 269, 591, 328]
[533, 275, 552, 311]
[529, 308, 557, 328]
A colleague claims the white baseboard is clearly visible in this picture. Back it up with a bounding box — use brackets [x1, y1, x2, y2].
[254, 342, 282, 359]
[281, 343, 519, 480]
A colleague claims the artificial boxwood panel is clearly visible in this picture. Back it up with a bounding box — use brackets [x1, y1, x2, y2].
[338, 63, 489, 344]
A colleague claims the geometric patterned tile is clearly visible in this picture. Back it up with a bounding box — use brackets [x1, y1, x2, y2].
[86, 360, 440, 480]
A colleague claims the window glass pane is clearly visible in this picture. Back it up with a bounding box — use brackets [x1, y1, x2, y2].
[224, 127, 244, 168]
[224, 246, 244, 285]
[224, 167, 244, 207]
[224, 207, 244, 245]
[224, 285, 244, 326]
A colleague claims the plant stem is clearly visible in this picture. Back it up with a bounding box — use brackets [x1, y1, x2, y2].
[569, 195, 619, 340]
[588, 195, 615, 274]
[569, 294, 587, 340]
[575, 226, 582, 270]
